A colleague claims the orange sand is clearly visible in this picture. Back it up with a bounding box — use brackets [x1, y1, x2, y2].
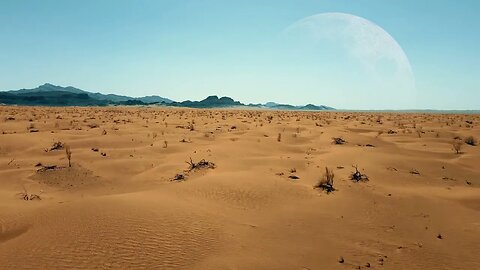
[0, 106, 479, 269]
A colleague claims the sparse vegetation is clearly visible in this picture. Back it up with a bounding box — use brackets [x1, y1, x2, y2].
[452, 140, 463, 154]
[415, 127, 423, 138]
[46, 141, 64, 152]
[409, 169, 420, 175]
[17, 186, 42, 201]
[173, 173, 185, 181]
[332, 137, 346, 145]
[350, 165, 369, 182]
[186, 158, 216, 171]
[65, 145, 72, 167]
[171, 158, 215, 181]
[37, 164, 58, 172]
[314, 167, 335, 193]
[464, 136, 476, 146]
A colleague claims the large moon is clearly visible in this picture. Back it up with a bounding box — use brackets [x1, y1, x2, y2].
[283, 12, 417, 109]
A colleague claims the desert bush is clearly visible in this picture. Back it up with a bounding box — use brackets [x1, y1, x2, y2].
[332, 137, 346, 145]
[409, 169, 420, 175]
[46, 141, 64, 152]
[36, 164, 58, 172]
[464, 136, 476, 146]
[415, 127, 423, 138]
[452, 140, 463, 154]
[65, 145, 72, 167]
[350, 165, 369, 182]
[314, 167, 335, 193]
[173, 173, 185, 181]
[17, 186, 42, 201]
[186, 158, 215, 171]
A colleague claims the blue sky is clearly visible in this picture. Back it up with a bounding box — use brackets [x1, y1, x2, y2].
[0, 0, 478, 109]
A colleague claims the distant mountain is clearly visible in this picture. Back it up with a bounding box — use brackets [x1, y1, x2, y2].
[165, 97, 333, 111]
[5, 83, 173, 104]
[168, 95, 243, 108]
[0, 83, 334, 110]
[258, 102, 334, 111]
[137, 95, 174, 104]
[0, 91, 109, 106]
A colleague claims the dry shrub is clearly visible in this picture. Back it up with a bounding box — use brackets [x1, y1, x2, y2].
[452, 140, 463, 154]
[65, 145, 72, 167]
[464, 136, 476, 146]
[332, 137, 346, 145]
[173, 173, 185, 181]
[36, 164, 58, 172]
[17, 186, 42, 201]
[415, 128, 423, 138]
[350, 165, 369, 182]
[186, 158, 215, 172]
[409, 169, 420, 175]
[46, 141, 64, 152]
[314, 167, 335, 193]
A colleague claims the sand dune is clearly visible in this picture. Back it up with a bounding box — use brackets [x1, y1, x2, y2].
[0, 106, 479, 269]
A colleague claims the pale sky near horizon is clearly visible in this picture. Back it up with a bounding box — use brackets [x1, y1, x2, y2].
[1, 0, 479, 109]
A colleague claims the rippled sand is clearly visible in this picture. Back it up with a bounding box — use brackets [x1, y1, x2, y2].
[1, 106, 479, 269]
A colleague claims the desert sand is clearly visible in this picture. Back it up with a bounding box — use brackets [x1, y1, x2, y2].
[0, 106, 479, 269]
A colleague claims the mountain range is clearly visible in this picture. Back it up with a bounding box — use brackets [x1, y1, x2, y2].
[0, 83, 334, 110]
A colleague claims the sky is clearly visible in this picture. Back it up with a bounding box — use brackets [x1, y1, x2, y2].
[0, 0, 479, 109]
